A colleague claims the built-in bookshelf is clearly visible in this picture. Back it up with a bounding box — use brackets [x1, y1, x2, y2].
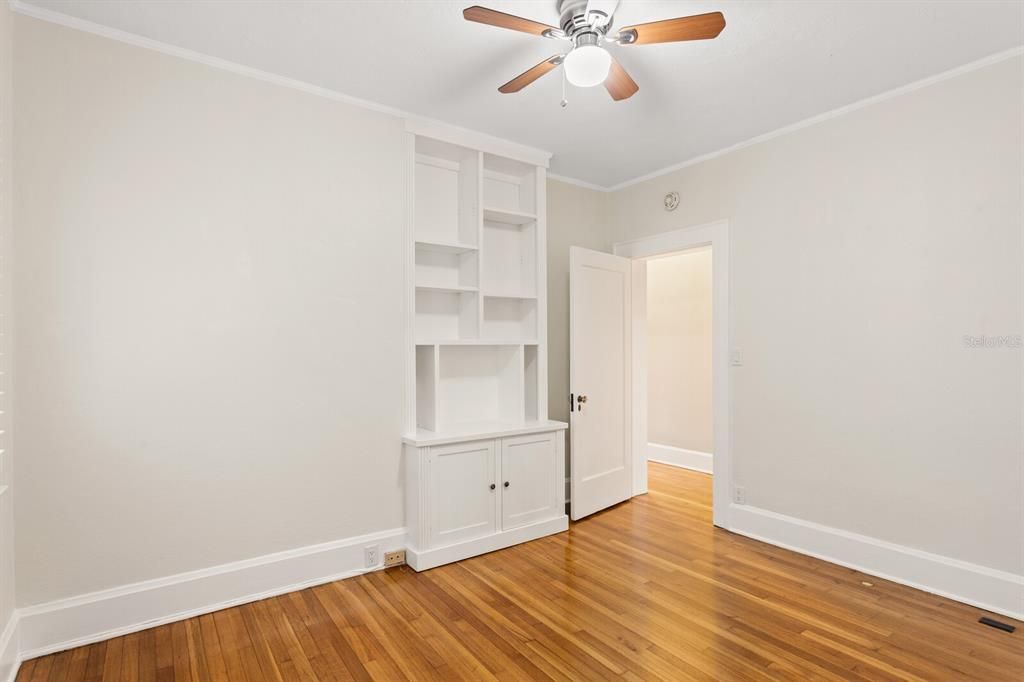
[406, 129, 551, 437]
[402, 121, 567, 572]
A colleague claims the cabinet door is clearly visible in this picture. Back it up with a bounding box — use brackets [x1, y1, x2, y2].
[500, 432, 560, 531]
[427, 440, 498, 548]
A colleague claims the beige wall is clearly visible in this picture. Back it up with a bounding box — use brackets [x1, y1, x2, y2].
[606, 56, 1023, 574]
[646, 248, 713, 454]
[0, 1, 15, 674]
[14, 16, 408, 605]
[545, 180, 611, 427]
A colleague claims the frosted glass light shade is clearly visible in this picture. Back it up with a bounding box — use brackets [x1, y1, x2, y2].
[563, 45, 611, 88]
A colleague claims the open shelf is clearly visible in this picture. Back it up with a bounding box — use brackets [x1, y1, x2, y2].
[415, 239, 478, 255]
[415, 138, 480, 247]
[415, 284, 477, 294]
[436, 344, 523, 430]
[415, 289, 478, 341]
[482, 207, 536, 226]
[482, 153, 537, 216]
[482, 219, 536, 301]
[482, 297, 537, 342]
[482, 292, 537, 300]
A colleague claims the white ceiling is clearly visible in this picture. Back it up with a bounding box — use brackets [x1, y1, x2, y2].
[19, 0, 1024, 188]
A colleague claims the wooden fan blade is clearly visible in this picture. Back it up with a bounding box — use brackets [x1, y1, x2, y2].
[464, 6, 559, 37]
[604, 56, 639, 101]
[499, 56, 562, 93]
[619, 11, 726, 45]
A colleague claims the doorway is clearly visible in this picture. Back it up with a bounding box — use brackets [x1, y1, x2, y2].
[614, 220, 732, 528]
[646, 246, 714, 475]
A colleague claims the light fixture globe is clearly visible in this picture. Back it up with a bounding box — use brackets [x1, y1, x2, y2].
[563, 44, 611, 87]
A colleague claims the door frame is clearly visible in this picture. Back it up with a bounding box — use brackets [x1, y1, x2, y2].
[612, 219, 732, 529]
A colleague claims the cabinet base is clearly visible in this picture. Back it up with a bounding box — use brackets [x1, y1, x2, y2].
[406, 515, 569, 571]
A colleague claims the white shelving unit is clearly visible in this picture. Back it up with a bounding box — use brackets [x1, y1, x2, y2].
[403, 121, 567, 571]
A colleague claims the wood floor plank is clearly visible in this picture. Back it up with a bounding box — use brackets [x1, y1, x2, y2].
[17, 464, 1024, 681]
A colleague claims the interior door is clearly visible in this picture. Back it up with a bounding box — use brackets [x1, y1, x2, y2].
[570, 246, 632, 520]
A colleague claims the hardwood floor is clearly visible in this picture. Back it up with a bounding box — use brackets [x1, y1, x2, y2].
[19, 463, 1023, 681]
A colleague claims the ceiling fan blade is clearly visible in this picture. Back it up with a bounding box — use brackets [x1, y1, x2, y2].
[499, 55, 563, 93]
[618, 11, 726, 45]
[604, 55, 639, 101]
[463, 5, 561, 37]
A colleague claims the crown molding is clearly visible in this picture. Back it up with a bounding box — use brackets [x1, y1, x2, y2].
[604, 44, 1024, 192]
[10, 1, 1023, 194]
[7, 0, 556, 172]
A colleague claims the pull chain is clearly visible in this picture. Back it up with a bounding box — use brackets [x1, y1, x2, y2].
[560, 65, 568, 108]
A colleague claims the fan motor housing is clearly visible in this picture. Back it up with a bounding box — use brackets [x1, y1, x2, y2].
[556, 0, 612, 38]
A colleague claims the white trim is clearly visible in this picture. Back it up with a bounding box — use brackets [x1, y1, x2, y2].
[729, 503, 1024, 621]
[17, 527, 405, 660]
[604, 46, 1024, 192]
[547, 173, 608, 192]
[648, 443, 713, 474]
[8, 0, 552, 171]
[0, 614, 19, 682]
[614, 220, 731, 528]
[406, 515, 569, 571]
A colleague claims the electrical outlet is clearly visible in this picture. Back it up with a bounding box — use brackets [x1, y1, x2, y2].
[733, 486, 746, 505]
[384, 550, 406, 568]
[364, 544, 380, 568]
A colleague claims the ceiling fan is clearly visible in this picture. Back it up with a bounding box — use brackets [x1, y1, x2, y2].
[463, 0, 726, 102]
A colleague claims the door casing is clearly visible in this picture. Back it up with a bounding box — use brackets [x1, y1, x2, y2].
[613, 219, 732, 529]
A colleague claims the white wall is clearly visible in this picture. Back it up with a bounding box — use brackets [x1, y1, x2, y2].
[607, 56, 1023, 576]
[0, 1, 16, 676]
[646, 249, 713, 454]
[14, 15, 408, 606]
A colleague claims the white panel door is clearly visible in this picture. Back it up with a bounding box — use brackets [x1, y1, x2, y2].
[500, 432, 558, 530]
[427, 440, 498, 547]
[570, 246, 632, 520]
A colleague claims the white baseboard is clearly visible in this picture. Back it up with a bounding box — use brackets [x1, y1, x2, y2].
[17, 527, 405, 660]
[407, 516, 569, 571]
[728, 503, 1024, 621]
[648, 443, 713, 474]
[0, 613, 19, 682]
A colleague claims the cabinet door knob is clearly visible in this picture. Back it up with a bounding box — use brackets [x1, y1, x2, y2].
[490, 483, 496, 490]
[504, 481, 510, 488]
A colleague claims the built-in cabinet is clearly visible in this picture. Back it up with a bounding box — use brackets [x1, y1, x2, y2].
[403, 121, 567, 571]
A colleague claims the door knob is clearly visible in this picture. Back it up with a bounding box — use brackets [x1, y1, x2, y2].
[576, 394, 588, 412]
[504, 481, 510, 488]
[490, 483, 496, 491]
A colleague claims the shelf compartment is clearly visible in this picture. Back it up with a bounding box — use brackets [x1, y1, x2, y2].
[415, 289, 478, 341]
[415, 244, 478, 291]
[482, 153, 537, 215]
[415, 139, 480, 246]
[481, 297, 537, 342]
[436, 344, 524, 430]
[481, 219, 537, 300]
